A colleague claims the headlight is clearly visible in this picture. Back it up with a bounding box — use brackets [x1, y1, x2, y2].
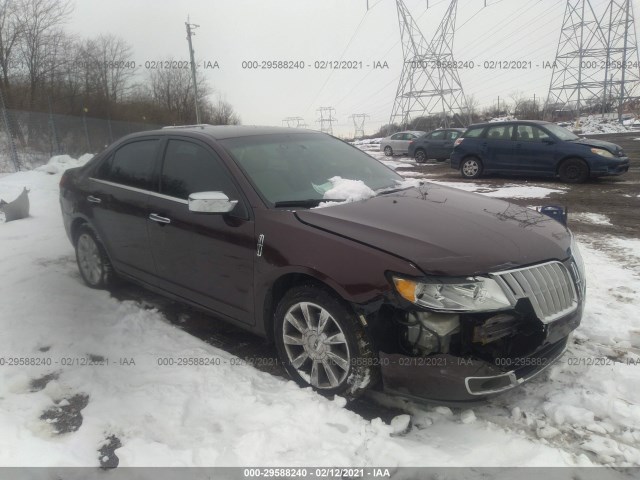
[590, 147, 614, 158]
[392, 276, 513, 312]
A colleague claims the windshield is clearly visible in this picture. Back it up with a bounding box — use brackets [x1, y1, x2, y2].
[220, 133, 404, 205]
[543, 123, 580, 141]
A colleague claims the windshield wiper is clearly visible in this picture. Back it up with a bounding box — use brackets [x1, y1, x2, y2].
[274, 199, 346, 208]
[377, 183, 422, 195]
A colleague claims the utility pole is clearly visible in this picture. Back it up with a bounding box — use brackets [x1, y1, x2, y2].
[185, 17, 201, 124]
[316, 107, 337, 135]
[350, 113, 369, 139]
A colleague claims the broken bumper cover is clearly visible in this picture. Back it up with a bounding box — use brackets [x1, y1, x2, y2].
[380, 338, 567, 402]
[379, 307, 580, 403]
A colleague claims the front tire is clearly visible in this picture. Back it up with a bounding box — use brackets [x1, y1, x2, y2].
[274, 285, 377, 399]
[384, 146, 393, 156]
[414, 149, 427, 163]
[558, 158, 589, 183]
[460, 156, 483, 179]
[75, 225, 114, 289]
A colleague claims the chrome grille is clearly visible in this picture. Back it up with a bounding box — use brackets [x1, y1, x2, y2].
[491, 261, 578, 324]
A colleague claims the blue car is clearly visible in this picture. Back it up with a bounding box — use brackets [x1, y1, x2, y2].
[450, 120, 630, 183]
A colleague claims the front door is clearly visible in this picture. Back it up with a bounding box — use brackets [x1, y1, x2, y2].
[146, 138, 255, 325]
[513, 125, 557, 174]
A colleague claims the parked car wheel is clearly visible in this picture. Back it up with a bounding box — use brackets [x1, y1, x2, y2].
[384, 146, 393, 156]
[558, 158, 589, 183]
[274, 285, 377, 399]
[414, 149, 427, 163]
[460, 157, 483, 179]
[75, 225, 114, 289]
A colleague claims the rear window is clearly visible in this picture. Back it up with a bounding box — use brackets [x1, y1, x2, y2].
[95, 139, 159, 191]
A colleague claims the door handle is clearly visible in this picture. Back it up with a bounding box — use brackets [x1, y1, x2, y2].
[87, 195, 101, 204]
[149, 213, 171, 224]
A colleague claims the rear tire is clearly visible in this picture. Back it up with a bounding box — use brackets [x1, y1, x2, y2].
[384, 146, 393, 156]
[274, 285, 378, 400]
[558, 158, 589, 183]
[460, 156, 483, 179]
[75, 225, 114, 289]
[414, 149, 427, 163]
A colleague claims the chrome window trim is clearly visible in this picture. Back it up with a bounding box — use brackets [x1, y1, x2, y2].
[89, 178, 188, 205]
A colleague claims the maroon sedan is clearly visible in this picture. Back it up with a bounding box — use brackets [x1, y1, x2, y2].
[60, 125, 586, 402]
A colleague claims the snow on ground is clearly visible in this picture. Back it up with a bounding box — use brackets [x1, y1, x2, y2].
[426, 180, 567, 199]
[572, 213, 613, 226]
[1, 156, 639, 467]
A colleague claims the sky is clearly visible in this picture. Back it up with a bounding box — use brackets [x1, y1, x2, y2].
[66, 0, 640, 136]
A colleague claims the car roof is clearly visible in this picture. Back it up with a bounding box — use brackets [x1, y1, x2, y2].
[131, 124, 318, 140]
[467, 120, 551, 128]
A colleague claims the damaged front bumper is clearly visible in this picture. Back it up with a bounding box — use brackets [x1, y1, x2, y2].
[378, 306, 581, 403]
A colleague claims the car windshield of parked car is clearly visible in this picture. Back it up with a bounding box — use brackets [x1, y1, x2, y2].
[221, 133, 404, 205]
[543, 123, 580, 141]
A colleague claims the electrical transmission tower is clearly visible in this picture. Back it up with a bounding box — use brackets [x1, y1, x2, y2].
[546, 0, 640, 122]
[350, 114, 369, 138]
[282, 116, 306, 128]
[389, 0, 470, 130]
[316, 107, 337, 134]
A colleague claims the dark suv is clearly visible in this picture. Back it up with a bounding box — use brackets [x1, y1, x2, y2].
[451, 120, 630, 182]
[408, 128, 465, 163]
[60, 125, 586, 402]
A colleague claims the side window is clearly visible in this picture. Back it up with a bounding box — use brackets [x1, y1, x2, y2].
[464, 127, 485, 138]
[430, 130, 446, 140]
[533, 126, 551, 142]
[96, 139, 159, 191]
[516, 125, 535, 142]
[160, 140, 246, 215]
[486, 125, 514, 140]
[391, 133, 403, 140]
[448, 131, 461, 140]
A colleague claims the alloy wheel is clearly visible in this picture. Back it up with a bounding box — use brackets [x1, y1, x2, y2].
[282, 301, 350, 389]
[77, 233, 103, 286]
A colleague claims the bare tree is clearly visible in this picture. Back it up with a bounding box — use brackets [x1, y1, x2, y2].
[147, 58, 211, 124]
[81, 34, 134, 108]
[205, 97, 240, 125]
[0, 0, 22, 90]
[15, 0, 73, 106]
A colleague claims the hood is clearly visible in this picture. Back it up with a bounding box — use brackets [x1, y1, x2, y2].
[571, 137, 624, 155]
[295, 185, 572, 276]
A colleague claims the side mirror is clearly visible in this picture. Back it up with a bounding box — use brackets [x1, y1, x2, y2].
[188, 191, 238, 214]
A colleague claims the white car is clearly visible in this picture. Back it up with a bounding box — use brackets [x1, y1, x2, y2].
[379, 130, 426, 156]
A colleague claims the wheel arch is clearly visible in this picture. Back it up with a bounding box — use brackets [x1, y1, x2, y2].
[556, 155, 590, 176]
[261, 269, 360, 343]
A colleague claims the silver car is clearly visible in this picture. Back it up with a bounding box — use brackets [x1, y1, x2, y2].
[380, 130, 426, 156]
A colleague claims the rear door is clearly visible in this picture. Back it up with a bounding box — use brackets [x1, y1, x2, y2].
[88, 138, 161, 282]
[146, 138, 255, 325]
[427, 130, 447, 158]
[482, 124, 516, 172]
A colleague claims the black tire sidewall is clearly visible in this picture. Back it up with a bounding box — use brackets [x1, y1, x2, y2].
[559, 158, 589, 183]
[415, 149, 427, 163]
[384, 146, 393, 156]
[273, 285, 376, 399]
